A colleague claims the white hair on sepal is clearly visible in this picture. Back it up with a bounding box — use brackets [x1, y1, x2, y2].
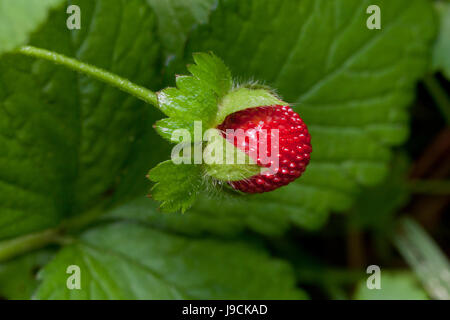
[201, 172, 224, 197]
[200, 166, 255, 200]
[232, 79, 284, 103]
[231, 77, 264, 90]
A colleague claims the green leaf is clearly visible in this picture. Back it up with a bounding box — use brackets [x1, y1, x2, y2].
[0, 0, 64, 55]
[432, 1, 450, 79]
[105, 197, 241, 237]
[0, 249, 54, 299]
[178, 0, 436, 233]
[394, 218, 450, 300]
[353, 272, 429, 300]
[0, 0, 165, 239]
[148, 160, 203, 213]
[146, 0, 217, 56]
[106, 196, 328, 237]
[34, 221, 306, 300]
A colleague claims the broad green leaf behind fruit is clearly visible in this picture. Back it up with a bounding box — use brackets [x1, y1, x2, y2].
[105, 196, 328, 237]
[35, 221, 306, 300]
[146, 0, 217, 56]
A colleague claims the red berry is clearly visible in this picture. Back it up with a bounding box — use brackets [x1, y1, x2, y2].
[217, 105, 311, 193]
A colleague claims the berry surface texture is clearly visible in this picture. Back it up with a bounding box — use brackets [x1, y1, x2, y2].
[218, 105, 312, 193]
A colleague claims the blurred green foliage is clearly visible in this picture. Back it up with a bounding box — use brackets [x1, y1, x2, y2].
[0, 0, 448, 300]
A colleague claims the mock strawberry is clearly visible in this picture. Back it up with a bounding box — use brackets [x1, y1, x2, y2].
[217, 105, 311, 193]
[150, 53, 312, 212]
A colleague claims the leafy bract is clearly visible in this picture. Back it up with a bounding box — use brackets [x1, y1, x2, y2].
[432, 1, 450, 79]
[157, 52, 232, 128]
[0, 0, 165, 239]
[148, 161, 203, 213]
[0, 0, 64, 55]
[34, 221, 306, 300]
[175, 0, 436, 233]
[188, 52, 233, 98]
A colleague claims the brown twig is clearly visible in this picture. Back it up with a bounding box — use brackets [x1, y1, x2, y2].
[408, 127, 450, 230]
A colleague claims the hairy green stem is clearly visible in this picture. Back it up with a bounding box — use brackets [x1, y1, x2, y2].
[0, 46, 162, 263]
[0, 228, 61, 263]
[17, 46, 159, 108]
[424, 75, 450, 125]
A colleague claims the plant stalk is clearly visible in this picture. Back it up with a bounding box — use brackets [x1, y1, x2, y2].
[17, 46, 159, 108]
[0, 228, 61, 263]
[0, 204, 107, 263]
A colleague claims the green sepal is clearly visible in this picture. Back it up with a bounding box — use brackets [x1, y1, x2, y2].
[215, 87, 286, 125]
[154, 118, 200, 144]
[203, 130, 262, 181]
